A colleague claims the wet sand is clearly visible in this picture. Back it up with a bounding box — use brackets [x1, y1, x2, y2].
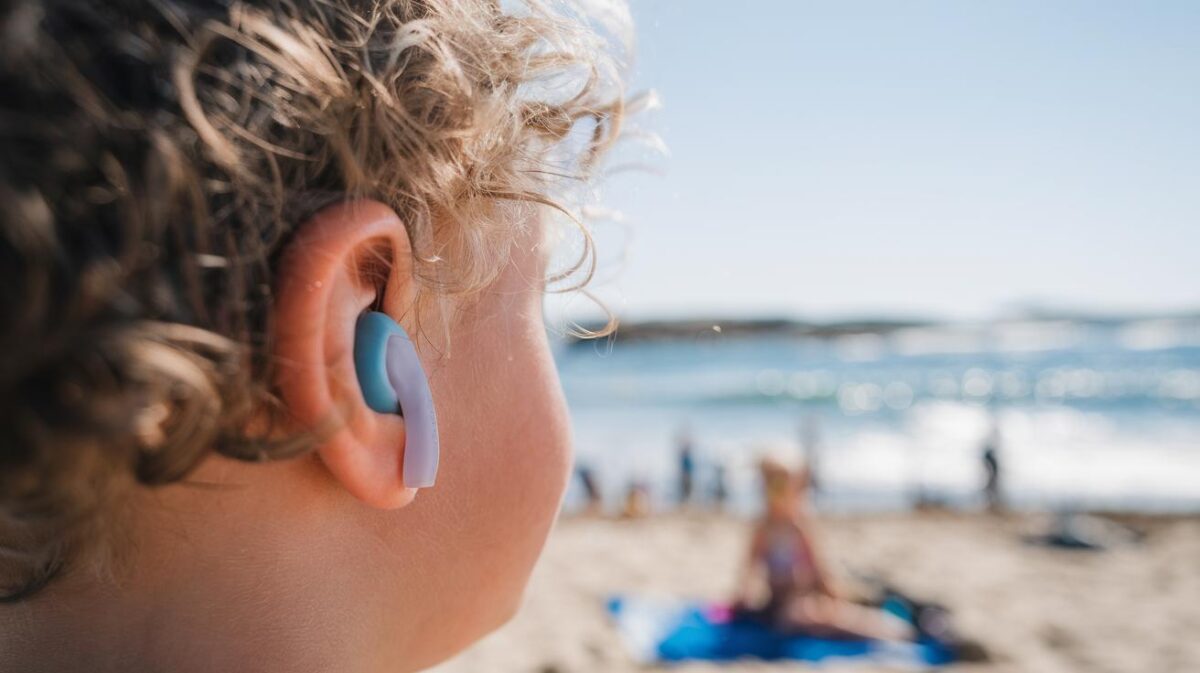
[432, 511, 1200, 673]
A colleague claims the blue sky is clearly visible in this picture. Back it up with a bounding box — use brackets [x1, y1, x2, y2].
[559, 0, 1200, 321]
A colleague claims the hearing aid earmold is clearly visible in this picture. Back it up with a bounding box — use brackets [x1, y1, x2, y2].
[353, 311, 440, 488]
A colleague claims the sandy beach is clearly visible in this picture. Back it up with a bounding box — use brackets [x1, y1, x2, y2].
[432, 511, 1200, 673]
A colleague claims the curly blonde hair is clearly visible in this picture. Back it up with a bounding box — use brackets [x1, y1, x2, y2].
[0, 0, 627, 600]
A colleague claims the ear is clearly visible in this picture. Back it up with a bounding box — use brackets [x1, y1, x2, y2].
[273, 200, 422, 509]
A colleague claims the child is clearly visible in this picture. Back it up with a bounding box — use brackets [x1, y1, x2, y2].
[0, 1, 625, 671]
[734, 458, 914, 641]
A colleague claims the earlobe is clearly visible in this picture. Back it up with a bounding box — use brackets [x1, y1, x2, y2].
[273, 200, 430, 509]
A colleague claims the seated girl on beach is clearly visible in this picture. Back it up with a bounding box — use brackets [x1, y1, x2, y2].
[734, 458, 914, 641]
[0, 1, 624, 671]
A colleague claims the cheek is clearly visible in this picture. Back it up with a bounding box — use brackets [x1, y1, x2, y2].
[448, 311, 572, 517]
[402, 302, 571, 662]
[468, 326, 572, 566]
[494, 336, 573, 506]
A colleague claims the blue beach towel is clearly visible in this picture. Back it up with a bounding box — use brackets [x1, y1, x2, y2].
[607, 596, 955, 667]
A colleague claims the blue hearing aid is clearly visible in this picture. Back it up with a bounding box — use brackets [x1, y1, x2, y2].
[353, 311, 440, 488]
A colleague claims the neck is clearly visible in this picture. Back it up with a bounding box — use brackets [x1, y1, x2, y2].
[0, 458, 402, 673]
[2, 568, 356, 673]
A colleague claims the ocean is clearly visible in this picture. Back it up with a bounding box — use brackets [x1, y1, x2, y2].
[555, 317, 1200, 513]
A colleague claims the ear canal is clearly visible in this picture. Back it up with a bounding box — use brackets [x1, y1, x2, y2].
[354, 311, 441, 488]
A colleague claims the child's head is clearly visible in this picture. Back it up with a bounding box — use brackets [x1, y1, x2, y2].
[0, 0, 624, 668]
[759, 457, 809, 516]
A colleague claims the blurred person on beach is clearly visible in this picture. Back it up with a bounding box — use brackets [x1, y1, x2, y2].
[676, 426, 697, 505]
[0, 1, 628, 671]
[622, 480, 651, 519]
[733, 458, 913, 641]
[981, 420, 1003, 512]
[800, 412, 823, 497]
[576, 464, 604, 515]
[711, 462, 729, 510]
